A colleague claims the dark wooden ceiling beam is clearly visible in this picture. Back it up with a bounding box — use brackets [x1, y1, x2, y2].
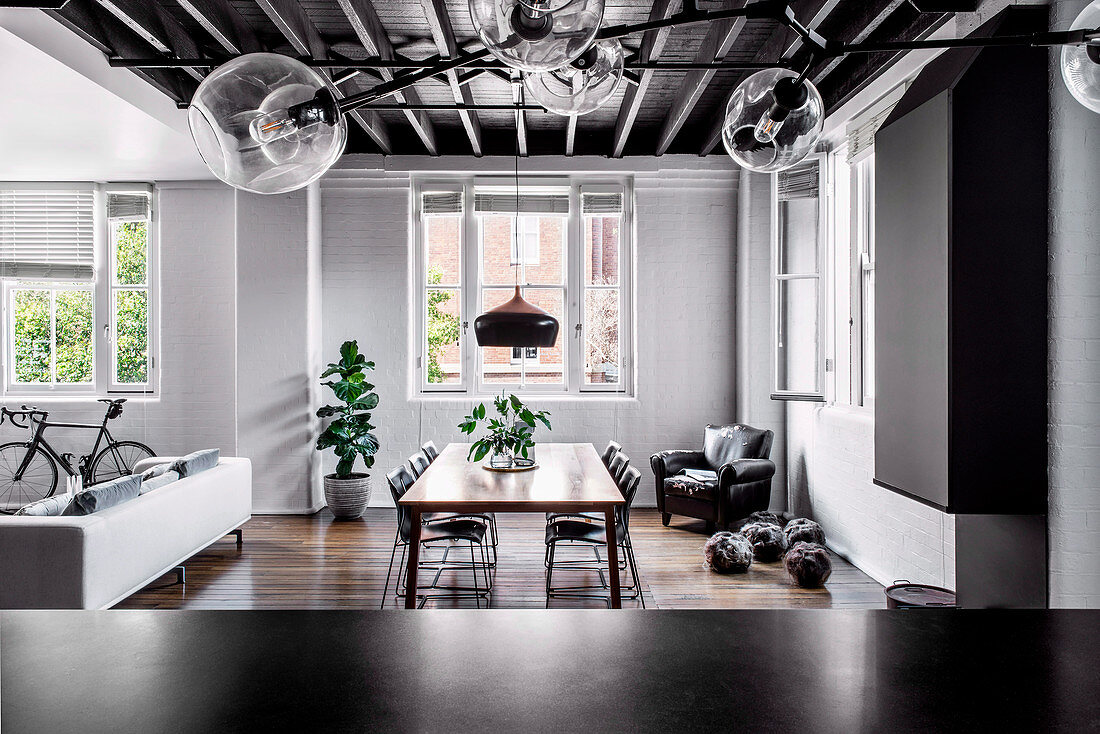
[698, 0, 842, 155]
[47, 0, 192, 102]
[175, 0, 262, 55]
[610, 0, 681, 158]
[811, 0, 909, 84]
[257, 0, 392, 154]
[94, 0, 204, 80]
[655, 0, 748, 156]
[420, 0, 482, 156]
[818, 8, 949, 111]
[337, 0, 439, 156]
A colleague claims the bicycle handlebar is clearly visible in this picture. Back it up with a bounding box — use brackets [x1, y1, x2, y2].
[1, 406, 47, 429]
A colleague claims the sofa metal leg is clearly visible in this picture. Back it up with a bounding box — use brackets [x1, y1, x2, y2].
[174, 565, 185, 585]
[228, 528, 243, 547]
[661, 513, 671, 527]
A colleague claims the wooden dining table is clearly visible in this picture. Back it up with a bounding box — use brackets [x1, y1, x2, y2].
[399, 442, 626, 609]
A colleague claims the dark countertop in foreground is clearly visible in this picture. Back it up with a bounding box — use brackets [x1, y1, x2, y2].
[3, 609, 1098, 733]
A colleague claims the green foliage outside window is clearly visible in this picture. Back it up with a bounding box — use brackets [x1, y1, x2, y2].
[9, 219, 148, 386]
[426, 267, 459, 384]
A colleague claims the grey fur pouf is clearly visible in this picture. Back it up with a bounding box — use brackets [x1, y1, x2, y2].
[740, 522, 788, 562]
[746, 510, 786, 529]
[703, 532, 754, 574]
[784, 517, 826, 547]
[784, 542, 833, 588]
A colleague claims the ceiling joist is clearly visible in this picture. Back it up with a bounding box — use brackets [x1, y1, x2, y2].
[420, 0, 483, 156]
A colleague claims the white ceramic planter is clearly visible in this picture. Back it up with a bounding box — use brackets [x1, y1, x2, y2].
[323, 473, 372, 520]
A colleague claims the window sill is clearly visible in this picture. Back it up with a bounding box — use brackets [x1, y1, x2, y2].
[0, 393, 160, 404]
[412, 393, 638, 405]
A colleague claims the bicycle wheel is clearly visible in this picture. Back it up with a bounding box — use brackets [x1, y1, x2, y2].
[90, 441, 155, 484]
[0, 442, 59, 513]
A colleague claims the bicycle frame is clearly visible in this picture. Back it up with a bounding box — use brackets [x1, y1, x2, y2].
[13, 413, 115, 483]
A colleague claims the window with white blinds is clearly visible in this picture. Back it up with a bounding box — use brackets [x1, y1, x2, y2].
[0, 188, 95, 280]
[1, 184, 158, 395]
[415, 178, 633, 396]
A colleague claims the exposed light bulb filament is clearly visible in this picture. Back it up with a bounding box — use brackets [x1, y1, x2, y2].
[754, 112, 784, 143]
[250, 110, 301, 144]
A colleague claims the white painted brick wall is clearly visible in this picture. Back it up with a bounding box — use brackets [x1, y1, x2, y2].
[320, 157, 744, 508]
[0, 183, 238, 468]
[1048, 0, 1100, 608]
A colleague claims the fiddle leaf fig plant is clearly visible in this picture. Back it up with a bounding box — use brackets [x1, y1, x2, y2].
[458, 392, 551, 464]
[316, 340, 380, 479]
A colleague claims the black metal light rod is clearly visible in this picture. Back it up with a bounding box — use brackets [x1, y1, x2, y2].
[363, 104, 547, 111]
[839, 28, 1100, 56]
[109, 57, 790, 71]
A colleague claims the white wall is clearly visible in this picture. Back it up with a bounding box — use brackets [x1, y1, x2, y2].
[0, 183, 238, 466]
[1048, 0, 1100, 608]
[320, 156, 744, 507]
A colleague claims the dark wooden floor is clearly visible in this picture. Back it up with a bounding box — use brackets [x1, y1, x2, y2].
[118, 509, 884, 609]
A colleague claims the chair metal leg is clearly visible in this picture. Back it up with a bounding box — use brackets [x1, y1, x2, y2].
[227, 528, 243, 547]
[380, 529, 401, 609]
[174, 565, 185, 585]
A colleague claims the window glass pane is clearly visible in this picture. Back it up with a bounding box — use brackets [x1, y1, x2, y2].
[776, 278, 819, 394]
[426, 287, 461, 385]
[480, 288, 564, 385]
[777, 197, 819, 275]
[115, 289, 148, 384]
[426, 216, 461, 286]
[55, 289, 93, 384]
[480, 215, 563, 286]
[585, 215, 619, 286]
[585, 289, 620, 385]
[112, 220, 148, 285]
[11, 289, 50, 383]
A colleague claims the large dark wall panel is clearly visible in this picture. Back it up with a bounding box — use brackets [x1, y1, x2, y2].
[873, 7, 1049, 518]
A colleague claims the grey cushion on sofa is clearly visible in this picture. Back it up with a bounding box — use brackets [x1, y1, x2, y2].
[62, 475, 142, 516]
[170, 449, 220, 478]
[14, 494, 74, 516]
[140, 469, 180, 494]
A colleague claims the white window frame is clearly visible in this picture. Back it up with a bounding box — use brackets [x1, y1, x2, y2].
[850, 155, 875, 409]
[770, 155, 828, 402]
[413, 176, 634, 397]
[1, 183, 158, 397]
[511, 216, 541, 265]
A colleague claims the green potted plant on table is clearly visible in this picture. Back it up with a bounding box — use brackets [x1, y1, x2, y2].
[459, 393, 551, 470]
[316, 340, 380, 519]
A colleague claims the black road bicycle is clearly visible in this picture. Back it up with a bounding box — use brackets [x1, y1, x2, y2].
[0, 399, 155, 513]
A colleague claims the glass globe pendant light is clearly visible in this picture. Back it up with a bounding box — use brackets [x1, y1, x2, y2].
[1061, 0, 1100, 114]
[524, 39, 624, 115]
[187, 53, 348, 195]
[468, 0, 605, 73]
[722, 67, 824, 173]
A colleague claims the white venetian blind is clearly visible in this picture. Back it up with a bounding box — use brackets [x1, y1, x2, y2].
[107, 192, 151, 220]
[845, 83, 907, 165]
[0, 188, 96, 280]
[421, 191, 463, 215]
[581, 191, 624, 215]
[776, 161, 819, 200]
[474, 188, 569, 215]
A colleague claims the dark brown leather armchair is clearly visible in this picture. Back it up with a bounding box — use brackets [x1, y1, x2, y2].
[651, 424, 775, 532]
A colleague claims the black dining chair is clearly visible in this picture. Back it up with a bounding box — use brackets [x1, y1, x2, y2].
[407, 450, 431, 479]
[544, 465, 645, 608]
[601, 440, 622, 467]
[609, 452, 631, 484]
[381, 465, 493, 609]
[421, 441, 439, 462]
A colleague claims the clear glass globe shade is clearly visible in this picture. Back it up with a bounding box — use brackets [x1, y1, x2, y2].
[524, 39, 624, 115]
[469, 0, 605, 73]
[1061, 0, 1100, 114]
[722, 68, 824, 173]
[187, 53, 347, 195]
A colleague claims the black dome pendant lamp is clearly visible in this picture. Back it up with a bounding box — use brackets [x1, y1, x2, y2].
[474, 284, 560, 347]
[474, 99, 560, 349]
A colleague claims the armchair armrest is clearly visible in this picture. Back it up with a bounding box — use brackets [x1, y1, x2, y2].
[650, 450, 707, 478]
[717, 458, 776, 486]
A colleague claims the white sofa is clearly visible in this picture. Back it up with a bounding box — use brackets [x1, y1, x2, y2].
[0, 457, 251, 609]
